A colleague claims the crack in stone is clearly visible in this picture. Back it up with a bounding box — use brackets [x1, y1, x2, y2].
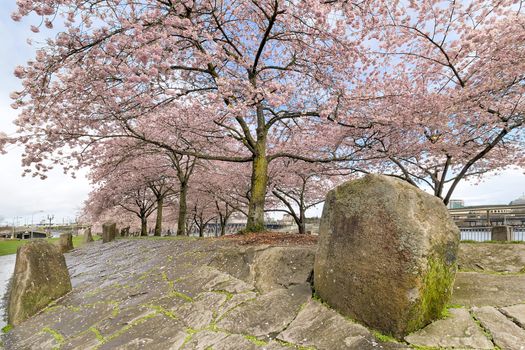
[498, 306, 525, 329]
[469, 309, 497, 349]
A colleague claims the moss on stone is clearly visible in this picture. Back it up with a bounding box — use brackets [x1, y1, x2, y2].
[243, 334, 268, 346]
[1, 324, 13, 333]
[275, 339, 316, 350]
[180, 328, 198, 348]
[169, 290, 194, 302]
[109, 301, 120, 317]
[372, 330, 399, 343]
[42, 327, 65, 346]
[406, 256, 457, 333]
[103, 312, 157, 344]
[89, 326, 105, 342]
[211, 290, 234, 301]
[410, 345, 442, 350]
[145, 304, 178, 319]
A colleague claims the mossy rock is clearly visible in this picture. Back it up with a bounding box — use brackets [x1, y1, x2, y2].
[102, 223, 117, 243]
[8, 241, 72, 326]
[314, 174, 459, 338]
[58, 233, 73, 253]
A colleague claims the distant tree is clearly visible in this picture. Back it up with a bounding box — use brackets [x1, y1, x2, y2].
[270, 160, 347, 234]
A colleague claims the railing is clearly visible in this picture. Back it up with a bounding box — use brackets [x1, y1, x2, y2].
[512, 227, 525, 241]
[459, 227, 491, 242]
[459, 226, 525, 242]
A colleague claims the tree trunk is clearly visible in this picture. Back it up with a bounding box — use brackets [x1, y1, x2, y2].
[246, 140, 268, 232]
[298, 209, 306, 234]
[140, 216, 148, 236]
[177, 181, 188, 236]
[154, 197, 163, 236]
[220, 217, 227, 236]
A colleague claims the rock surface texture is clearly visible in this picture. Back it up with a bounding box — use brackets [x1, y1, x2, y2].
[58, 233, 74, 253]
[7, 241, 72, 326]
[3, 237, 525, 350]
[102, 223, 116, 243]
[1, 238, 406, 350]
[314, 174, 460, 338]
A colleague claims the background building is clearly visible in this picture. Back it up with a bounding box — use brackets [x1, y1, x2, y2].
[449, 196, 525, 228]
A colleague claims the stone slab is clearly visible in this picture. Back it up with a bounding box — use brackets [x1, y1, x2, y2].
[217, 284, 311, 337]
[491, 226, 512, 241]
[501, 304, 525, 329]
[452, 272, 525, 307]
[278, 299, 370, 349]
[405, 308, 493, 349]
[251, 246, 315, 293]
[473, 306, 525, 350]
[97, 313, 187, 350]
[458, 243, 525, 273]
[182, 331, 260, 350]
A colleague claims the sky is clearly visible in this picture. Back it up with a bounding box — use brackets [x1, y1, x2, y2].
[0, 2, 524, 226]
[0, 2, 91, 226]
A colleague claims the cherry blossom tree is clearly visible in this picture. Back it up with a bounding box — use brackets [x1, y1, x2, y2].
[187, 192, 217, 237]
[8, 0, 525, 232]
[85, 138, 180, 234]
[9, 0, 370, 232]
[85, 177, 157, 236]
[269, 160, 347, 234]
[332, 0, 525, 204]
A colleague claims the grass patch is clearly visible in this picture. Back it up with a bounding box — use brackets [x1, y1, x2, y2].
[1, 324, 13, 333]
[372, 330, 399, 343]
[0, 235, 99, 256]
[446, 303, 464, 309]
[461, 240, 524, 244]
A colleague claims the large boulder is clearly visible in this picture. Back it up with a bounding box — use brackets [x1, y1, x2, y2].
[8, 241, 72, 326]
[314, 174, 459, 338]
[58, 233, 73, 253]
[102, 223, 116, 243]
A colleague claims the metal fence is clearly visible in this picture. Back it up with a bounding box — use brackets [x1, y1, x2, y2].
[512, 227, 525, 241]
[459, 227, 491, 242]
[459, 226, 525, 242]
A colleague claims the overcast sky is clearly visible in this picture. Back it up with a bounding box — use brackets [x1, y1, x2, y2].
[0, 3, 91, 226]
[1, 3, 524, 226]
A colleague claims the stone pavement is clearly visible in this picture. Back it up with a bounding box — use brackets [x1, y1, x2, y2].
[2, 239, 525, 350]
[1, 239, 406, 350]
